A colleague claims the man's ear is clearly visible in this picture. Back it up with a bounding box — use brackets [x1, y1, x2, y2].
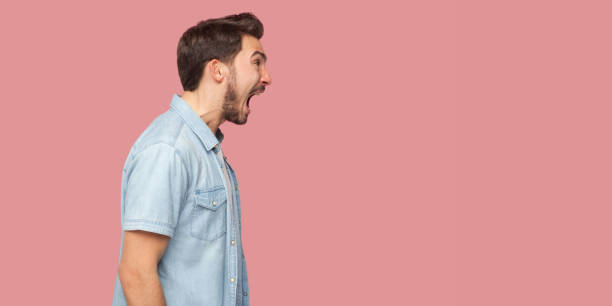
[208, 59, 225, 83]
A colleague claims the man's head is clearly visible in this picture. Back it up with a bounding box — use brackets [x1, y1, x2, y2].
[177, 12, 272, 125]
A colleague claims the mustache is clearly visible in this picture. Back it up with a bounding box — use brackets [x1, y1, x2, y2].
[250, 86, 266, 95]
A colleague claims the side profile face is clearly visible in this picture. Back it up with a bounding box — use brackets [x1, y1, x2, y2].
[223, 35, 272, 125]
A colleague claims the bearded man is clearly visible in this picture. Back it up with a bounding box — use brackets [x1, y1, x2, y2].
[112, 12, 272, 306]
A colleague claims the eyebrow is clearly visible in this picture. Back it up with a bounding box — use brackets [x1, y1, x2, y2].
[251, 50, 267, 63]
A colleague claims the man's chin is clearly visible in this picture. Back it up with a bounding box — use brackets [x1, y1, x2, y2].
[227, 114, 248, 125]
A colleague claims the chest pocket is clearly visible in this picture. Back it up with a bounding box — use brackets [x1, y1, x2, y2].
[191, 186, 228, 241]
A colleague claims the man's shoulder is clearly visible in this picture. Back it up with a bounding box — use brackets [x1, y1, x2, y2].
[127, 109, 189, 162]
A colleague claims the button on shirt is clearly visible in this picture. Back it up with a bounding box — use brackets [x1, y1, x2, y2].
[112, 94, 249, 306]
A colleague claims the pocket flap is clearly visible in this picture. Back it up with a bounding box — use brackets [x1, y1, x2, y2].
[195, 187, 227, 211]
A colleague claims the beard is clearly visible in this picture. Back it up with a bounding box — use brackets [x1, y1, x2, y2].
[222, 67, 249, 125]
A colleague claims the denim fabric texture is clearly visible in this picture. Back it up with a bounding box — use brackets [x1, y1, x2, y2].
[112, 94, 248, 306]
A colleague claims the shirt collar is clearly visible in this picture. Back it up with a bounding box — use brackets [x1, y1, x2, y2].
[170, 93, 224, 151]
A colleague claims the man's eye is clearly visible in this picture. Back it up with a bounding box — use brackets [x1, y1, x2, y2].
[255, 60, 261, 66]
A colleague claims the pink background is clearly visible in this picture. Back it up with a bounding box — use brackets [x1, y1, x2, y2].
[1, 0, 611, 305]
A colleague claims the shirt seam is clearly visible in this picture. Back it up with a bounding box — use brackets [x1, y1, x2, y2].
[129, 142, 190, 182]
[126, 141, 191, 220]
[122, 219, 175, 237]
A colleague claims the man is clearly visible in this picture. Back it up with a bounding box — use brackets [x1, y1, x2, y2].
[111, 12, 272, 306]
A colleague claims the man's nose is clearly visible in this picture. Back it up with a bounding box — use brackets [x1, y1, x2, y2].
[261, 67, 272, 86]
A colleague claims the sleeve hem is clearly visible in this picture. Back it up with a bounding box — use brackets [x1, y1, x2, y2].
[122, 219, 175, 238]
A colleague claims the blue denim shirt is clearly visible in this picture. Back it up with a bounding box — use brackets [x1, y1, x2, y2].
[112, 94, 249, 306]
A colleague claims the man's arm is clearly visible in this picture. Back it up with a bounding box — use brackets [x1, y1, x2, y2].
[118, 230, 170, 306]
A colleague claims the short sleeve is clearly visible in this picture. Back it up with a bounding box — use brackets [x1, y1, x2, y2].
[122, 143, 188, 238]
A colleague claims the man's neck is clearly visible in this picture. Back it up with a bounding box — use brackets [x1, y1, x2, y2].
[180, 90, 225, 135]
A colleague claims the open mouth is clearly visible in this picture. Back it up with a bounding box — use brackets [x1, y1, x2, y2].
[246, 89, 264, 108]
[246, 94, 255, 108]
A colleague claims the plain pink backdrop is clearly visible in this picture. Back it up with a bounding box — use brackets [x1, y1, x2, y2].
[1, 0, 610, 305]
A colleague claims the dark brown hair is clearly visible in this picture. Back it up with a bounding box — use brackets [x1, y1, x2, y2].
[177, 12, 264, 91]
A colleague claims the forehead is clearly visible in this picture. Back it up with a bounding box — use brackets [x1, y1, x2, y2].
[239, 35, 264, 57]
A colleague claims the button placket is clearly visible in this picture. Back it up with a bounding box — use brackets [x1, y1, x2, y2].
[214, 144, 240, 297]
